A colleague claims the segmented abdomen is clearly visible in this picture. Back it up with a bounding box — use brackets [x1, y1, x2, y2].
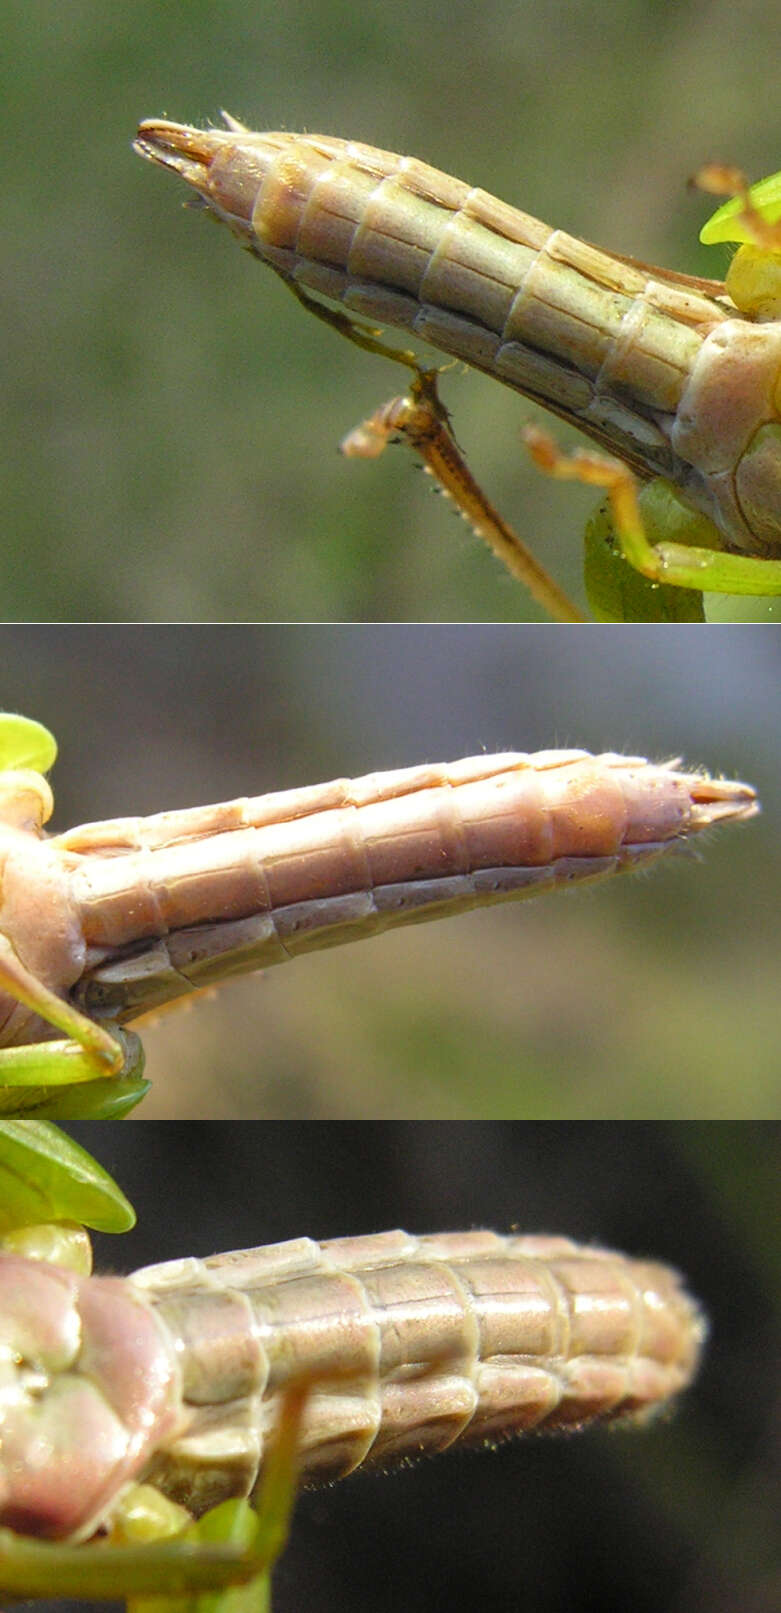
[0, 750, 758, 1047]
[135, 121, 781, 554]
[57, 750, 755, 1024]
[135, 123, 728, 476]
[0, 1231, 705, 1540]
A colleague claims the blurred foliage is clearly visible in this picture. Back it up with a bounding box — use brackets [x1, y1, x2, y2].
[2, 0, 780, 620]
[1, 623, 777, 1117]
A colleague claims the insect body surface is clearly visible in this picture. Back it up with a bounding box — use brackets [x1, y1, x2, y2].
[0, 1230, 705, 1542]
[0, 749, 757, 1065]
[134, 122, 781, 564]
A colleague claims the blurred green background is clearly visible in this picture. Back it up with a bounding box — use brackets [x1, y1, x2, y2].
[3, 0, 780, 621]
[2, 622, 777, 1117]
[56, 1121, 779, 1613]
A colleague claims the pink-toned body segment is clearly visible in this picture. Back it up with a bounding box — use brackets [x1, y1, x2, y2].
[66, 751, 696, 945]
[0, 1256, 178, 1540]
[0, 751, 758, 1045]
[0, 1230, 705, 1541]
[133, 121, 781, 555]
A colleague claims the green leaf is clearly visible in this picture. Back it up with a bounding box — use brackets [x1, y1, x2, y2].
[700, 169, 781, 245]
[0, 1120, 136, 1232]
[0, 713, 58, 774]
[21, 1071, 152, 1120]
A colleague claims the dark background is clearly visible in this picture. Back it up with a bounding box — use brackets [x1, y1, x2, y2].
[38, 1121, 781, 1613]
[3, 0, 780, 621]
[1, 623, 778, 1117]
